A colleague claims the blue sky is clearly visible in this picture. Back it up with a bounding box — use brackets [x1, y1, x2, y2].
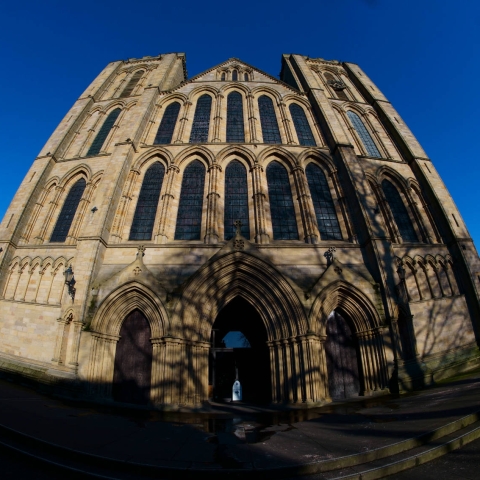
[1, 0, 479, 247]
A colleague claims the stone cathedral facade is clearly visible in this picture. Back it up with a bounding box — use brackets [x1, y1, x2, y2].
[0, 53, 479, 407]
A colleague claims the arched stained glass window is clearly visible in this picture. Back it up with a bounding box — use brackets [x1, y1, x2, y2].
[232, 70, 238, 81]
[87, 108, 121, 157]
[347, 111, 381, 158]
[226, 92, 245, 143]
[129, 163, 165, 241]
[289, 104, 316, 146]
[244, 73, 249, 81]
[154, 102, 181, 145]
[174, 160, 205, 240]
[50, 178, 86, 242]
[119, 70, 144, 98]
[306, 164, 342, 240]
[324, 72, 348, 101]
[221, 73, 226, 81]
[267, 161, 299, 240]
[258, 95, 281, 144]
[189, 94, 212, 143]
[224, 161, 250, 240]
[382, 179, 418, 243]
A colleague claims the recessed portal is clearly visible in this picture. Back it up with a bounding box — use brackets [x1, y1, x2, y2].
[112, 310, 152, 405]
[209, 297, 270, 403]
[325, 310, 360, 400]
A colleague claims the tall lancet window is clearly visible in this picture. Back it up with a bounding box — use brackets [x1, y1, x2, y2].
[258, 95, 281, 144]
[347, 111, 381, 158]
[224, 161, 250, 240]
[226, 92, 245, 143]
[87, 108, 121, 156]
[119, 70, 144, 98]
[267, 161, 299, 240]
[232, 70, 238, 81]
[289, 104, 316, 146]
[154, 102, 181, 145]
[129, 163, 165, 241]
[50, 178, 86, 242]
[189, 94, 212, 143]
[382, 179, 418, 243]
[306, 164, 342, 240]
[174, 160, 205, 240]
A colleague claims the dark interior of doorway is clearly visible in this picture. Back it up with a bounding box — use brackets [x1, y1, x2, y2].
[112, 310, 153, 405]
[209, 297, 270, 404]
[325, 310, 361, 400]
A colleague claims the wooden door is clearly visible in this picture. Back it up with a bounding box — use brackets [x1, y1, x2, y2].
[112, 310, 152, 405]
[325, 311, 360, 400]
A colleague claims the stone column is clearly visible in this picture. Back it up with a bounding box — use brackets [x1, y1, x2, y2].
[204, 164, 221, 244]
[251, 163, 269, 244]
[291, 166, 319, 244]
[212, 94, 224, 142]
[155, 164, 179, 243]
[268, 341, 279, 403]
[277, 102, 295, 144]
[174, 101, 192, 143]
[246, 94, 258, 143]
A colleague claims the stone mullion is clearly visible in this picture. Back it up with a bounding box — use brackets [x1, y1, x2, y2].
[175, 101, 192, 143]
[268, 342, 278, 403]
[111, 169, 140, 242]
[35, 186, 64, 243]
[246, 94, 258, 143]
[251, 163, 269, 244]
[278, 102, 295, 144]
[330, 169, 356, 243]
[79, 114, 104, 157]
[155, 165, 179, 243]
[292, 166, 319, 244]
[100, 123, 120, 154]
[212, 94, 224, 142]
[66, 182, 93, 244]
[204, 164, 221, 244]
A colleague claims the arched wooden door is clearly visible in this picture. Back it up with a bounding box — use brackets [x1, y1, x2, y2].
[112, 310, 152, 405]
[325, 310, 360, 400]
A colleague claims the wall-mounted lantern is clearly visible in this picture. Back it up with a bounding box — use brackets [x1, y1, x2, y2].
[64, 265, 76, 300]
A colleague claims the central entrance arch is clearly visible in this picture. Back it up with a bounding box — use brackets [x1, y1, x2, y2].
[209, 297, 271, 403]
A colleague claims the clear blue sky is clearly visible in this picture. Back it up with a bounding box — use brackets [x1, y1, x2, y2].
[1, 0, 479, 247]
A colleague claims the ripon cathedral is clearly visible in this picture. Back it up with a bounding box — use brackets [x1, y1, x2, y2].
[0, 53, 479, 407]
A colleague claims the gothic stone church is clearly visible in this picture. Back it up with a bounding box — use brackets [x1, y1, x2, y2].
[0, 53, 479, 407]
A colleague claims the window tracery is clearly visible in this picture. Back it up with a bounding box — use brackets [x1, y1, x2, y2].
[382, 179, 418, 243]
[189, 94, 212, 143]
[258, 95, 281, 144]
[129, 163, 165, 241]
[224, 161, 250, 240]
[174, 160, 205, 240]
[267, 161, 299, 240]
[154, 102, 181, 145]
[86, 108, 121, 156]
[50, 178, 86, 243]
[306, 164, 342, 240]
[289, 104, 316, 146]
[347, 111, 381, 158]
[226, 92, 245, 143]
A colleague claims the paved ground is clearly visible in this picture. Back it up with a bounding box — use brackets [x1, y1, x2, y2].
[0, 370, 479, 478]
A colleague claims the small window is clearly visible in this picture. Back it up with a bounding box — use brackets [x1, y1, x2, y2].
[382, 180, 418, 243]
[86, 108, 121, 157]
[226, 92, 245, 143]
[221, 72, 226, 81]
[267, 161, 299, 240]
[258, 95, 281, 144]
[347, 111, 381, 158]
[289, 104, 316, 146]
[119, 70, 144, 98]
[224, 161, 250, 240]
[129, 163, 165, 241]
[174, 160, 205, 240]
[232, 70, 238, 81]
[154, 102, 181, 145]
[324, 72, 348, 101]
[190, 94, 212, 143]
[244, 73, 249, 81]
[50, 178, 86, 242]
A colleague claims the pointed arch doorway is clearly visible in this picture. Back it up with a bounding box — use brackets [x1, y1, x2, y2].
[209, 297, 271, 404]
[112, 309, 153, 405]
[325, 310, 361, 400]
